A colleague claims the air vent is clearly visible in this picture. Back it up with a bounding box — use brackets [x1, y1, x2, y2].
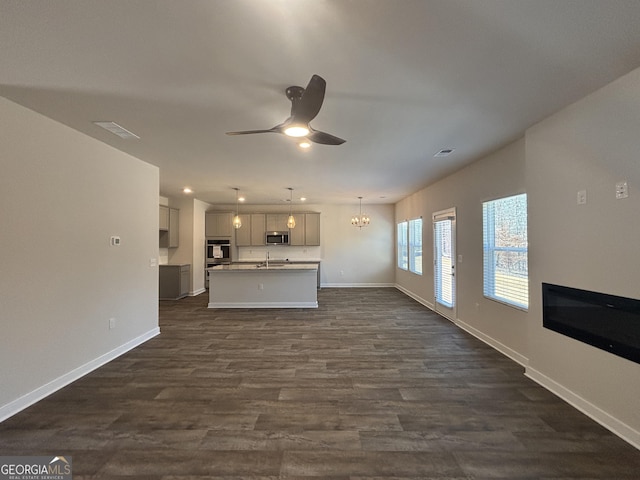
[93, 121, 140, 139]
[434, 148, 454, 157]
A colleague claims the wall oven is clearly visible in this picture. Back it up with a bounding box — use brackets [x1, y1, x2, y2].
[206, 239, 231, 264]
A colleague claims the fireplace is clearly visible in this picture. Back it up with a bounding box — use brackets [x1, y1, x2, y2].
[542, 283, 640, 364]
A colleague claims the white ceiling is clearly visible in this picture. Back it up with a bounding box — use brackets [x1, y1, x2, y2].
[2, 0, 640, 206]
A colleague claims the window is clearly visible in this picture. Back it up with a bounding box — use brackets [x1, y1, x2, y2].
[483, 193, 528, 310]
[397, 221, 408, 270]
[408, 218, 423, 275]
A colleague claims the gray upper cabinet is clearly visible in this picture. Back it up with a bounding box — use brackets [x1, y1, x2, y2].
[266, 213, 289, 232]
[289, 213, 305, 246]
[159, 205, 169, 230]
[304, 213, 320, 246]
[289, 212, 320, 246]
[234, 214, 252, 246]
[250, 214, 266, 246]
[233, 213, 267, 246]
[159, 206, 179, 248]
[205, 212, 233, 237]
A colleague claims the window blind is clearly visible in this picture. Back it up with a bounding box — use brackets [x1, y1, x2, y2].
[482, 193, 528, 310]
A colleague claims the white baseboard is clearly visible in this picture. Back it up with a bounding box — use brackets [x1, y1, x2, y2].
[455, 317, 529, 367]
[321, 283, 395, 288]
[525, 367, 640, 450]
[0, 327, 160, 423]
[190, 287, 206, 296]
[394, 284, 435, 310]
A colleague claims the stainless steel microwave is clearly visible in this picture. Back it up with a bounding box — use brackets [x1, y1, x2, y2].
[266, 231, 289, 245]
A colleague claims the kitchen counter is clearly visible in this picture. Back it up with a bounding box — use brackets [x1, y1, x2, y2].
[207, 262, 318, 309]
[207, 262, 317, 272]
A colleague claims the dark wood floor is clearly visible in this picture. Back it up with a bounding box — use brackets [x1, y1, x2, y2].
[1, 288, 639, 479]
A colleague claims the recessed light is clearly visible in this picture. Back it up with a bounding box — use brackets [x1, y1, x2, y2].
[298, 141, 311, 149]
[238, 196, 246, 202]
[434, 148, 455, 157]
[183, 187, 193, 194]
[299, 197, 307, 202]
[93, 121, 140, 139]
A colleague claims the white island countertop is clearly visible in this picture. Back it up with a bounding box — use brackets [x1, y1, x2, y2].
[207, 262, 318, 272]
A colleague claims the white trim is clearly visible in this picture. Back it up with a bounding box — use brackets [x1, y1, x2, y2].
[0, 327, 160, 422]
[455, 317, 529, 367]
[395, 284, 435, 310]
[190, 288, 206, 296]
[321, 283, 395, 288]
[207, 301, 318, 309]
[525, 366, 640, 450]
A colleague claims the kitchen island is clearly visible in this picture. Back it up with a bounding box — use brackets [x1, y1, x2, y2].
[207, 263, 318, 308]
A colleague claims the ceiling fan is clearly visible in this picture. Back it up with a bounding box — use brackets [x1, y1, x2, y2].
[226, 74, 346, 145]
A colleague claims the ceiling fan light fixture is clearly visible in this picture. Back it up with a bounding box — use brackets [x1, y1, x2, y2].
[298, 140, 311, 149]
[284, 125, 309, 137]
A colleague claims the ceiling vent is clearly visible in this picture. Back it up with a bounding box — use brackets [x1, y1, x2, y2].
[93, 121, 140, 139]
[434, 148, 454, 157]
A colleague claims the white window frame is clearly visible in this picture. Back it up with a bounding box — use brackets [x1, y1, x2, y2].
[397, 221, 408, 270]
[482, 193, 529, 310]
[408, 218, 423, 275]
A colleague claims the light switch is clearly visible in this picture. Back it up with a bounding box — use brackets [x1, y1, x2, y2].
[110, 236, 121, 246]
[577, 190, 587, 205]
[616, 181, 628, 199]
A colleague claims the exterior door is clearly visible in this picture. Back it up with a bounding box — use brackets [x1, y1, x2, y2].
[433, 208, 456, 321]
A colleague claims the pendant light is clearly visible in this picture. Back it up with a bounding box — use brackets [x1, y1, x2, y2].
[232, 187, 242, 229]
[351, 196, 370, 228]
[287, 187, 296, 229]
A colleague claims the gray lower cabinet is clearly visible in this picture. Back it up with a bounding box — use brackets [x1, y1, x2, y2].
[159, 264, 190, 300]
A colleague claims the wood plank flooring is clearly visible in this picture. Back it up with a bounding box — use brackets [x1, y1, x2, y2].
[1, 287, 639, 478]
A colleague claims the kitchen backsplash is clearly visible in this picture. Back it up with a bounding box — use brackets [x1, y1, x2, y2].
[237, 245, 321, 262]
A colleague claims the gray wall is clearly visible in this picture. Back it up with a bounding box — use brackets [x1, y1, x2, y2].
[395, 139, 528, 362]
[0, 97, 160, 419]
[526, 67, 640, 447]
[395, 67, 640, 448]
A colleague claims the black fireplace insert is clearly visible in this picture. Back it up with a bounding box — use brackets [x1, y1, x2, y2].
[542, 283, 640, 364]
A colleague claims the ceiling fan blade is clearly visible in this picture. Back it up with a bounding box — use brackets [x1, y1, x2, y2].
[292, 74, 326, 124]
[308, 128, 346, 145]
[226, 128, 278, 136]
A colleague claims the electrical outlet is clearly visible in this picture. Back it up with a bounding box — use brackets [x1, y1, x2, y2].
[258, 283, 264, 290]
[109, 318, 116, 330]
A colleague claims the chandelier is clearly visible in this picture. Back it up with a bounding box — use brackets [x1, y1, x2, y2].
[232, 187, 242, 229]
[351, 196, 370, 228]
